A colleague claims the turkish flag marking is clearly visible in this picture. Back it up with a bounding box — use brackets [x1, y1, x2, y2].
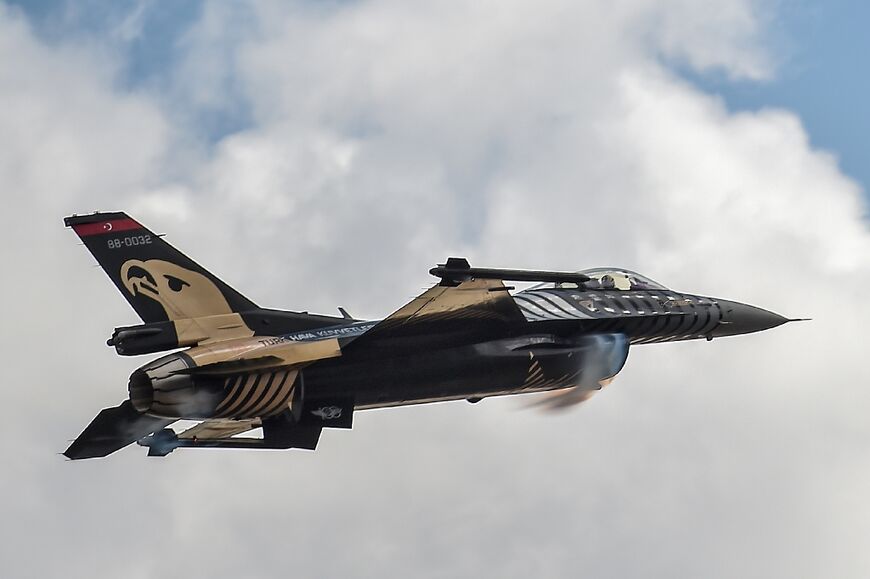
[72, 218, 142, 237]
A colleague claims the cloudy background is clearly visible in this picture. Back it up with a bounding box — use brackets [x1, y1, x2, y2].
[2, 0, 869, 577]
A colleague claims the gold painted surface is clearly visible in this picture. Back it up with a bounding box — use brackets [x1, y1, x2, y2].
[184, 337, 267, 367]
[381, 278, 521, 326]
[211, 369, 300, 419]
[177, 418, 262, 440]
[236, 373, 271, 416]
[260, 370, 298, 416]
[173, 313, 254, 346]
[256, 338, 342, 366]
[120, 259, 236, 320]
[216, 374, 259, 417]
[247, 372, 290, 416]
[185, 337, 342, 370]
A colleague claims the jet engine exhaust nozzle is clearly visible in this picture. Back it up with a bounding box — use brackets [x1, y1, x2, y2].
[127, 353, 223, 419]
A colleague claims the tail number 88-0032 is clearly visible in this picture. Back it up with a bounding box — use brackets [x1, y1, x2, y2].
[108, 235, 152, 249]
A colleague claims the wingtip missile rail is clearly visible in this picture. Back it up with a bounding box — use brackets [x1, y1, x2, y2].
[430, 257, 592, 286]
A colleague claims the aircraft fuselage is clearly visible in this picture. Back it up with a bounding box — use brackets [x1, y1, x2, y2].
[61, 211, 793, 459]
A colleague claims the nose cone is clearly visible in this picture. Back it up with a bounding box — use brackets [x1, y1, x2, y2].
[712, 299, 790, 337]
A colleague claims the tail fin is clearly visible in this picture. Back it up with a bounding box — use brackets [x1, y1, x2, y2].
[65, 212, 257, 323]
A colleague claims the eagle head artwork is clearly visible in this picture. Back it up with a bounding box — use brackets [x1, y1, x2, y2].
[120, 259, 233, 321]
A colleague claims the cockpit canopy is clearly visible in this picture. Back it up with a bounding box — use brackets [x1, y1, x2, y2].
[530, 268, 668, 291]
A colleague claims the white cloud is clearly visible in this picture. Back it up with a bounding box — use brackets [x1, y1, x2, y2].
[2, 0, 869, 577]
[641, 0, 774, 79]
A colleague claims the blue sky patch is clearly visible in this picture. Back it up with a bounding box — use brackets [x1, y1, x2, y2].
[8, 0, 868, 196]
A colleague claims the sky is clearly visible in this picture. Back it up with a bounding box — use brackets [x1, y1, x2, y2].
[1, 1, 869, 577]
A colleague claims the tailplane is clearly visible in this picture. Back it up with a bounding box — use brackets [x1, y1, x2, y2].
[63, 400, 174, 460]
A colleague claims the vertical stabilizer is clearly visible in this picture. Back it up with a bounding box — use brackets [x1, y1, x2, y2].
[65, 212, 257, 324]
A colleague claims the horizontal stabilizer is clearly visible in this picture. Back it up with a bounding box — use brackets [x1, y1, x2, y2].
[64, 400, 174, 460]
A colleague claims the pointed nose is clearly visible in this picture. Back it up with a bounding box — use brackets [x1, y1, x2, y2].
[711, 299, 790, 337]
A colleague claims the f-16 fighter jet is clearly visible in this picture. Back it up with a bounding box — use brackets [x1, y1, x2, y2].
[62, 212, 796, 459]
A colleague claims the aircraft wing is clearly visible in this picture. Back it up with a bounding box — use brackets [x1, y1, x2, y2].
[347, 277, 526, 349]
[382, 278, 524, 323]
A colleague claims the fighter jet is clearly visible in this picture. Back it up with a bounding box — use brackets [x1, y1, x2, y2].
[62, 212, 796, 459]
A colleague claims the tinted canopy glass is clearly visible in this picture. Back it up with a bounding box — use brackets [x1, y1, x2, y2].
[530, 268, 668, 291]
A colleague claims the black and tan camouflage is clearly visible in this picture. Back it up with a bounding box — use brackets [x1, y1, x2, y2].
[62, 212, 795, 459]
